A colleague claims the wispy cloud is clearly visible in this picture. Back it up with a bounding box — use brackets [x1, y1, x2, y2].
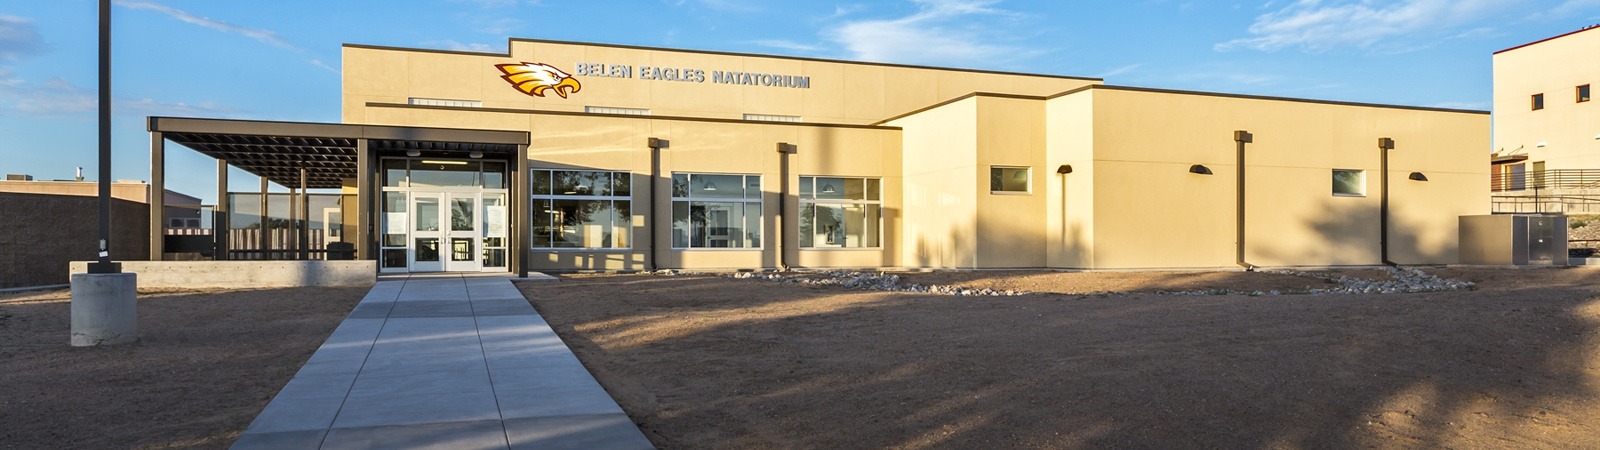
[428, 40, 502, 53]
[0, 15, 47, 61]
[749, 39, 826, 53]
[824, 0, 1037, 66]
[0, 72, 237, 118]
[1095, 64, 1143, 79]
[1215, 0, 1518, 52]
[451, 0, 541, 6]
[1428, 100, 1489, 110]
[113, 0, 295, 49]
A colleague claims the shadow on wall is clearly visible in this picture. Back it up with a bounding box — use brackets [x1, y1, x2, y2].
[1253, 198, 1452, 267]
[534, 273, 1600, 448]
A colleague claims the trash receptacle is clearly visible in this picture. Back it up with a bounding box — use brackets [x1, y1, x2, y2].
[326, 242, 356, 260]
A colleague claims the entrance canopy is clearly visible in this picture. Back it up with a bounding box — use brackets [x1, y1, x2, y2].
[147, 116, 531, 273]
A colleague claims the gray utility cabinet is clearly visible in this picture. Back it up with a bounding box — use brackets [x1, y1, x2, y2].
[1459, 214, 1568, 266]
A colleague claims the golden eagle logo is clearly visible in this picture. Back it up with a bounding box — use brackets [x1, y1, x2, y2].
[496, 62, 582, 99]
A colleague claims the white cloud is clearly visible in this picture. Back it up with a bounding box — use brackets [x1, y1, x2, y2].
[0, 74, 237, 117]
[1095, 64, 1144, 79]
[749, 39, 826, 53]
[1215, 0, 1519, 52]
[0, 15, 47, 61]
[433, 40, 501, 53]
[114, 0, 296, 49]
[824, 0, 1036, 66]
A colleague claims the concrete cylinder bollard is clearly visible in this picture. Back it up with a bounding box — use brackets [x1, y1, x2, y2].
[70, 273, 138, 347]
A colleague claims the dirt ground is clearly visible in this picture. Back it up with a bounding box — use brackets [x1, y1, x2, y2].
[519, 268, 1600, 449]
[0, 286, 366, 449]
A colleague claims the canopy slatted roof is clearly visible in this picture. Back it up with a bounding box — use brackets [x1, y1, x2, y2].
[150, 117, 529, 189]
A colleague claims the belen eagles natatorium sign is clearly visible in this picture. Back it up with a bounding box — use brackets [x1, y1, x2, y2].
[497, 60, 810, 98]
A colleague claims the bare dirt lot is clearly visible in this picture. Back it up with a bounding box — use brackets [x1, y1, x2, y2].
[520, 268, 1600, 449]
[0, 286, 365, 449]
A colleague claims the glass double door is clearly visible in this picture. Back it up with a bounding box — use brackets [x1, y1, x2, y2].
[410, 192, 483, 272]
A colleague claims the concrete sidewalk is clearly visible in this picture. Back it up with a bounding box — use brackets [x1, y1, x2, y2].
[233, 273, 653, 450]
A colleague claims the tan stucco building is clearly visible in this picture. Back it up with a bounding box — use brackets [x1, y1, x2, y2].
[146, 37, 1490, 273]
[1491, 25, 1600, 211]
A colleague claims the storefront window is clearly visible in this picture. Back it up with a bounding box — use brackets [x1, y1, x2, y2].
[800, 177, 881, 248]
[531, 169, 631, 249]
[672, 173, 762, 248]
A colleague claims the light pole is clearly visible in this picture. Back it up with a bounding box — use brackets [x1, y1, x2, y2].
[71, 0, 138, 347]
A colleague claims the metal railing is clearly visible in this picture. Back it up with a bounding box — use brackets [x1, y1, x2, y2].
[1491, 169, 1600, 192]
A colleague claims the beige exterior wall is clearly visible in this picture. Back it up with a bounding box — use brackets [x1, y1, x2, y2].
[887, 97, 978, 268]
[975, 96, 1049, 268]
[342, 40, 1098, 126]
[341, 39, 1489, 271]
[1075, 87, 1488, 269]
[1493, 27, 1600, 170]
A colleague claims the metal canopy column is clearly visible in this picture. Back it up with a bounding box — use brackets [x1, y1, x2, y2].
[356, 138, 373, 261]
[215, 160, 228, 260]
[259, 176, 269, 260]
[300, 168, 310, 260]
[513, 144, 528, 278]
[149, 131, 165, 260]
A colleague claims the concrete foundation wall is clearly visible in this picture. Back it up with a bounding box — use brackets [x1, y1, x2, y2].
[0, 193, 150, 288]
[69, 261, 376, 289]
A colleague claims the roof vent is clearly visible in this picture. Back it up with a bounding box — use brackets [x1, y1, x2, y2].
[4, 174, 33, 181]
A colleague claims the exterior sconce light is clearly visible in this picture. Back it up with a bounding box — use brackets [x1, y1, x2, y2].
[1537, 141, 1548, 148]
[469, 151, 483, 159]
[1408, 172, 1428, 181]
[1189, 164, 1213, 175]
[648, 137, 670, 148]
[405, 149, 421, 157]
[1056, 165, 1073, 174]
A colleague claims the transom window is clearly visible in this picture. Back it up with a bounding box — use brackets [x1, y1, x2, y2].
[800, 177, 882, 248]
[671, 173, 762, 248]
[531, 170, 631, 249]
[1332, 169, 1366, 197]
[990, 166, 1031, 193]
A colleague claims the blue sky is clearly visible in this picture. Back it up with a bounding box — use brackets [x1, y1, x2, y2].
[2, 0, 1599, 203]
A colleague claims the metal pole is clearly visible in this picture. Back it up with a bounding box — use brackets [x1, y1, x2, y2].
[647, 138, 669, 271]
[89, 0, 118, 273]
[1379, 137, 1395, 266]
[1234, 130, 1253, 271]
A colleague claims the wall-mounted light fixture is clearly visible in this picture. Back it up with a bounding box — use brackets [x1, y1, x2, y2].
[1409, 172, 1428, 181]
[469, 151, 484, 159]
[1594, 133, 1600, 140]
[1189, 164, 1213, 175]
[1537, 141, 1548, 148]
[648, 137, 670, 148]
[1056, 164, 1073, 174]
[405, 149, 421, 157]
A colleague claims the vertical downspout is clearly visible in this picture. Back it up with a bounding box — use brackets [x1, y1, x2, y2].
[1234, 130, 1254, 271]
[647, 138, 669, 271]
[1379, 137, 1397, 266]
[777, 143, 798, 271]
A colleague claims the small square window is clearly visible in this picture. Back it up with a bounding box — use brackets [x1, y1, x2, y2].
[1333, 169, 1366, 197]
[1580, 85, 1592, 103]
[1532, 93, 1545, 110]
[990, 167, 1031, 193]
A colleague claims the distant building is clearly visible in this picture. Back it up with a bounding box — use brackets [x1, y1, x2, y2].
[0, 176, 201, 287]
[1491, 25, 1600, 212]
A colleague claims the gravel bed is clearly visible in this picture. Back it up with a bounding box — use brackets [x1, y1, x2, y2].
[653, 266, 1475, 297]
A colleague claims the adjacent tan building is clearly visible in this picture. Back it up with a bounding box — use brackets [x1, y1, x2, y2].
[1491, 25, 1600, 212]
[325, 38, 1491, 272]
